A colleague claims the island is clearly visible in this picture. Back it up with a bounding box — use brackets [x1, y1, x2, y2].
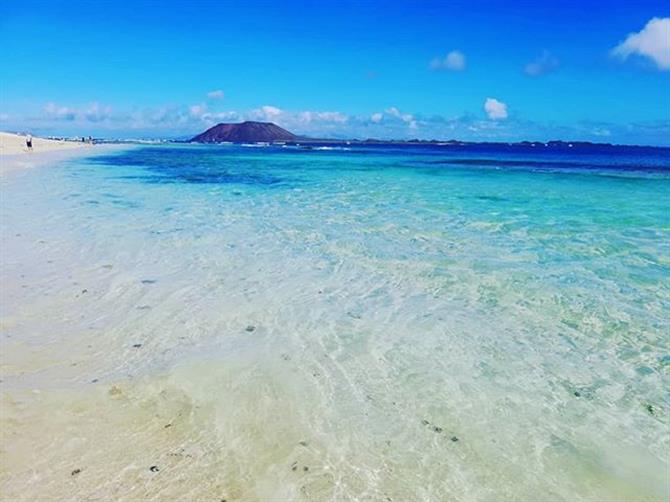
[190, 121, 297, 143]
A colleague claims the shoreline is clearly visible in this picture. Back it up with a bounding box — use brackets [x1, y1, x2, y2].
[0, 131, 94, 156]
[0, 143, 133, 176]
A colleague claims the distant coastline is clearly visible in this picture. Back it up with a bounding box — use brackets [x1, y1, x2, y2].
[4, 128, 668, 152]
[184, 121, 670, 150]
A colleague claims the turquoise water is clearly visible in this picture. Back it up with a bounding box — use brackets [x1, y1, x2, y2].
[1, 144, 669, 501]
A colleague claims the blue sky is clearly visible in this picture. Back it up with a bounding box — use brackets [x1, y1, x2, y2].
[1, 0, 669, 144]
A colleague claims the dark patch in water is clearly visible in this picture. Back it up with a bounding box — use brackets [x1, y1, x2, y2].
[88, 144, 670, 190]
[92, 147, 287, 186]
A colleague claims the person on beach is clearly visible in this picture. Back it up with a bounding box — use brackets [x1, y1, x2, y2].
[26, 134, 33, 151]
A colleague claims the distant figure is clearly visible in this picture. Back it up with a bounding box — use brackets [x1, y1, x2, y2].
[88, 136, 93, 144]
[26, 134, 33, 151]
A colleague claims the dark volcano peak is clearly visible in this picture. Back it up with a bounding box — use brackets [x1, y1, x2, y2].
[190, 121, 297, 143]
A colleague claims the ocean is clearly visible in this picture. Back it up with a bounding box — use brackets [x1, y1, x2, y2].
[1, 143, 669, 501]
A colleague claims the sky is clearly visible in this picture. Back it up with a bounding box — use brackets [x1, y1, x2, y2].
[1, 0, 669, 145]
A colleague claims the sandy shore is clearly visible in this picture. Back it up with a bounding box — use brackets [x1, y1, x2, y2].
[0, 131, 91, 156]
[0, 133, 132, 176]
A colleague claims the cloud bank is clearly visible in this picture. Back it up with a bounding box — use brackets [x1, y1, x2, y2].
[6, 99, 669, 146]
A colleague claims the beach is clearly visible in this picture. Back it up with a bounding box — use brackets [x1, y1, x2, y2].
[3, 0, 669, 499]
[0, 132, 98, 177]
[1, 143, 669, 501]
[0, 132, 91, 156]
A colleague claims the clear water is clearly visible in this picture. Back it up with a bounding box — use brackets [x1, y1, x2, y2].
[1, 144, 669, 501]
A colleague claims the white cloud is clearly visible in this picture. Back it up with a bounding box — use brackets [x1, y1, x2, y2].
[249, 105, 283, 121]
[207, 89, 225, 99]
[298, 111, 348, 123]
[262, 105, 282, 117]
[524, 51, 559, 76]
[43, 102, 112, 122]
[385, 107, 414, 123]
[611, 17, 670, 70]
[380, 107, 422, 131]
[44, 102, 77, 121]
[429, 50, 466, 71]
[205, 111, 239, 121]
[484, 98, 508, 120]
[322, 111, 348, 123]
[245, 106, 351, 133]
[189, 104, 207, 117]
[82, 102, 113, 122]
[592, 128, 611, 137]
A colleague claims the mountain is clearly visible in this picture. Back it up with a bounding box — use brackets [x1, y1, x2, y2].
[190, 121, 297, 143]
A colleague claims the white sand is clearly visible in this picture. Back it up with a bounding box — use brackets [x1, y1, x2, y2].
[0, 131, 91, 156]
[0, 132, 132, 176]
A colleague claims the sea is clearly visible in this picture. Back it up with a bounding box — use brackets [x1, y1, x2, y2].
[1, 142, 669, 501]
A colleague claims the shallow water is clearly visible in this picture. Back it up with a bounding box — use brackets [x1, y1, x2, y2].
[1, 144, 669, 501]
